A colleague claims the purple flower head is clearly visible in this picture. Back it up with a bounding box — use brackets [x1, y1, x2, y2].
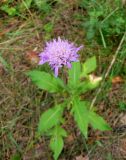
[39, 37, 83, 77]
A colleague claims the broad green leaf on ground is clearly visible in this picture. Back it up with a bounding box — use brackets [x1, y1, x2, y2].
[72, 98, 89, 138]
[89, 111, 111, 131]
[27, 70, 65, 93]
[68, 62, 81, 88]
[50, 126, 67, 160]
[38, 105, 64, 134]
[82, 56, 97, 77]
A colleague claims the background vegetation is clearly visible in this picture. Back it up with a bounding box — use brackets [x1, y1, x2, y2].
[0, 0, 126, 159]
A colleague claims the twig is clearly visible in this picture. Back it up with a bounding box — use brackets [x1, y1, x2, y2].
[90, 31, 126, 109]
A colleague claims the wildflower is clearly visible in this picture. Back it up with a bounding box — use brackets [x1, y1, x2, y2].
[39, 37, 83, 77]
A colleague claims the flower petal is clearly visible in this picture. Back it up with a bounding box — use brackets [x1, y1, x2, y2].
[38, 37, 83, 76]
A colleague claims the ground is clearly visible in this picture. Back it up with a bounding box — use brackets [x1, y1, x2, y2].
[0, 1, 126, 160]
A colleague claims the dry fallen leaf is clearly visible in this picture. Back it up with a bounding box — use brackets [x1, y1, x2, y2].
[76, 155, 89, 160]
[112, 76, 124, 84]
[26, 51, 39, 65]
[66, 134, 75, 143]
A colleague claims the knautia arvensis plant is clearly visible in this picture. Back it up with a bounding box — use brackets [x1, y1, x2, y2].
[27, 37, 111, 160]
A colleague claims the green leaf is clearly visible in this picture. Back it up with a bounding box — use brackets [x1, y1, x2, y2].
[87, 27, 96, 40]
[34, 0, 51, 12]
[1, 5, 17, 16]
[89, 111, 111, 131]
[68, 62, 81, 87]
[73, 98, 89, 138]
[82, 56, 97, 77]
[72, 98, 111, 138]
[76, 81, 95, 94]
[50, 126, 67, 160]
[38, 105, 63, 134]
[119, 102, 126, 111]
[27, 70, 64, 93]
[76, 78, 101, 95]
[18, 0, 32, 12]
[50, 136, 63, 160]
[50, 125, 67, 137]
[43, 22, 53, 33]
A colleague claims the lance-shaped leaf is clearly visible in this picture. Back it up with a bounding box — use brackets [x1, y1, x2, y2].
[50, 126, 67, 160]
[76, 77, 102, 95]
[27, 70, 64, 93]
[72, 98, 111, 138]
[68, 62, 81, 88]
[82, 56, 97, 77]
[89, 111, 111, 131]
[72, 98, 89, 138]
[38, 105, 63, 134]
